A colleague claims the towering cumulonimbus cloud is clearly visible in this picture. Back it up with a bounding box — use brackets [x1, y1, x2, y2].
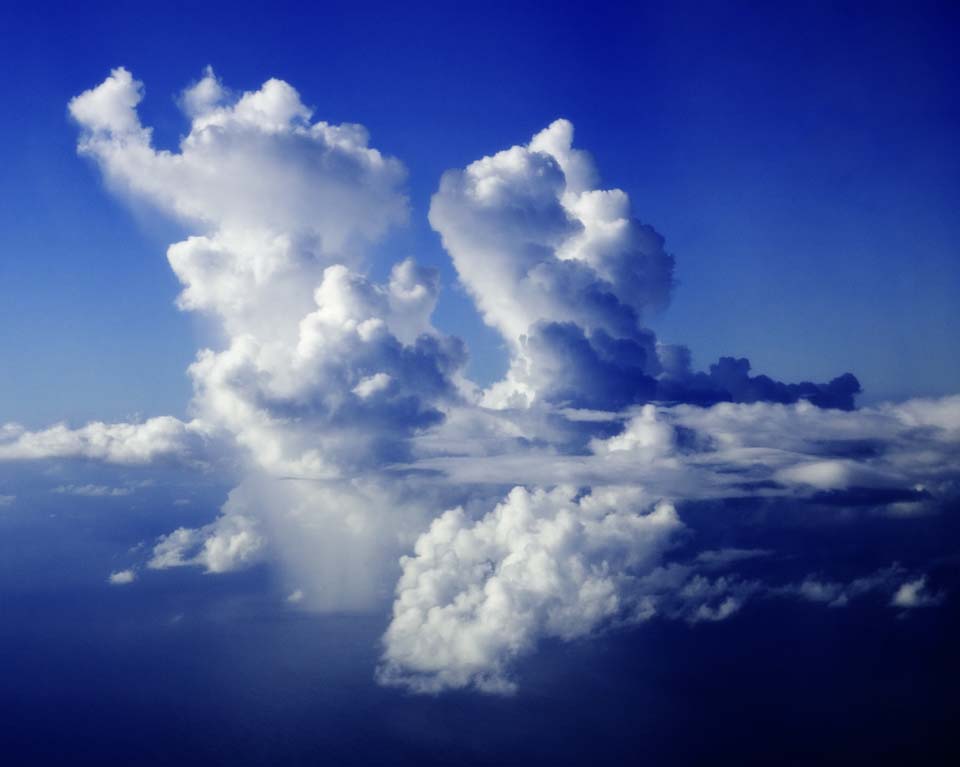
[429, 119, 671, 409]
[70, 66, 466, 432]
[66, 67, 469, 610]
[1, 68, 948, 692]
[429, 119, 860, 411]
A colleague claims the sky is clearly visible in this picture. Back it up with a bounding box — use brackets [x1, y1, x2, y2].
[0, 1, 958, 764]
[2, 0, 958, 426]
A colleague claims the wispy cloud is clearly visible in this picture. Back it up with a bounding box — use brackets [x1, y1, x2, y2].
[53, 484, 133, 497]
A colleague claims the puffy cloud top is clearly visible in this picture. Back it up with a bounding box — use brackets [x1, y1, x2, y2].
[430, 119, 674, 409]
[429, 119, 858, 411]
[378, 486, 682, 693]
[69, 67, 407, 251]
[68, 68, 467, 482]
[62, 69, 472, 611]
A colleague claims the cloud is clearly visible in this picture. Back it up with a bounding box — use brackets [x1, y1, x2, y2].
[378, 483, 939, 692]
[0, 495, 15, 507]
[429, 119, 859, 411]
[694, 548, 773, 568]
[0, 417, 205, 465]
[68, 67, 143, 135]
[786, 564, 913, 608]
[406, 396, 960, 511]
[378, 395, 958, 691]
[353, 372, 393, 399]
[148, 507, 265, 575]
[658, 357, 862, 411]
[891, 576, 944, 609]
[53, 71, 957, 694]
[286, 589, 305, 604]
[70, 67, 407, 256]
[53, 484, 133, 497]
[378, 486, 683, 694]
[108, 569, 136, 585]
[66, 69, 470, 609]
[642, 561, 935, 622]
[429, 119, 671, 409]
[589, 403, 674, 456]
[69, 71, 457, 483]
[71, 69, 464, 484]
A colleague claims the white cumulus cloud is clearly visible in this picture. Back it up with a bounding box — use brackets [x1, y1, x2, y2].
[891, 576, 944, 609]
[379, 486, 683, 693]
[0, 417, 205, 465]
[67, 69, 469, 610]
[430, 119, 672, 410]
[108, 569, 136, 585]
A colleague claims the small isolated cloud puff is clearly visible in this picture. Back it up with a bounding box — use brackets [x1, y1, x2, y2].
[149, 511, 264, 574]
[0, 495, 15, 507]
[589, 403, 674, 456]
[789, 564, 911, 608]
[891, 577, 944, 609]
[353, 372, 393, 399]
[694, 548, 773, 568]
[108, 569, 136, 585]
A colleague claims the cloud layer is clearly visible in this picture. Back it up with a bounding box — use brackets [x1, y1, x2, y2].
[378, 395, 959, 690]
[63, 68, 476, 610]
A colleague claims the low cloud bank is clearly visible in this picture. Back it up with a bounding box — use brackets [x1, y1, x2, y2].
[379, 395, 959, 691]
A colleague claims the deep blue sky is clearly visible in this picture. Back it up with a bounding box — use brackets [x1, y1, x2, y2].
[1, 0, 957, 424]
